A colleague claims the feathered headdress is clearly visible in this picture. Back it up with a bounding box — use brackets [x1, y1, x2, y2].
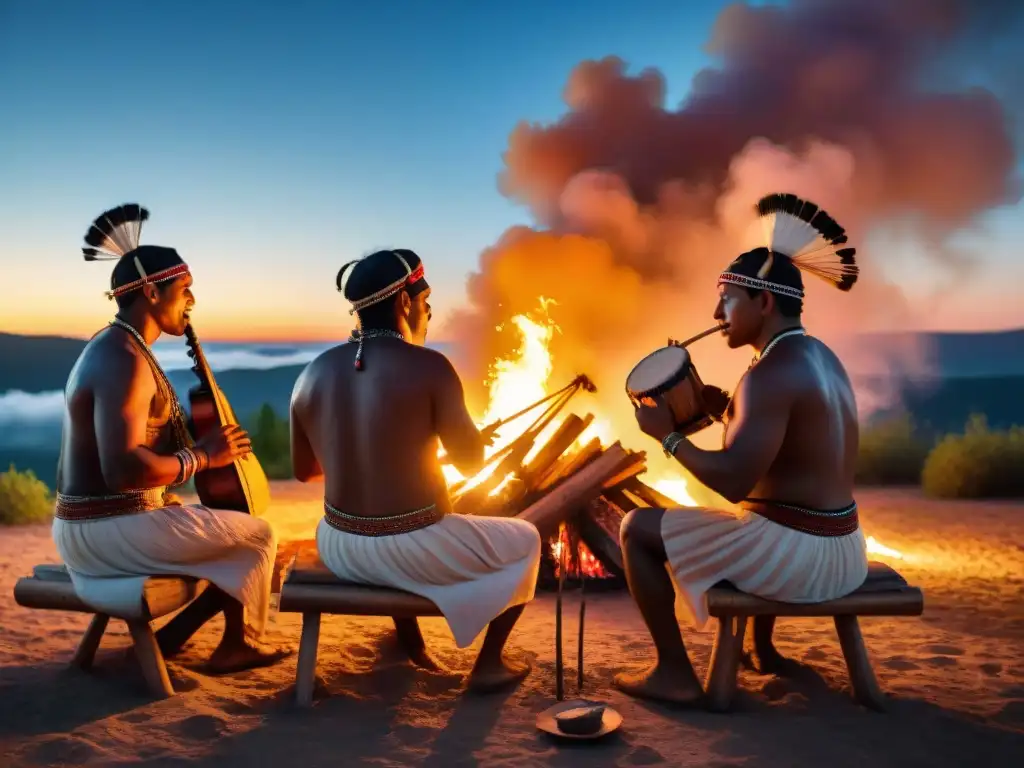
[718, 193, 858, 300]
[81, 204, 189, 299]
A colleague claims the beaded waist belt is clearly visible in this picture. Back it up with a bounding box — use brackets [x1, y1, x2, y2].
[323, 501, 446, 537]
[54, 488, 169, 522]
[741, 498, 859, 537]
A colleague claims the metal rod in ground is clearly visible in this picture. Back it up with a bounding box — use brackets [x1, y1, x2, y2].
[577, 575, 586, 692]
[555, 531, 565, 702]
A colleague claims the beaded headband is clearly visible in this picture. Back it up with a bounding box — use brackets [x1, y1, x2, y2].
[338, 250, 427, 315]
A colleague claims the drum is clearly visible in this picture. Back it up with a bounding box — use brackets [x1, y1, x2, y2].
[625, 345, 714, 435]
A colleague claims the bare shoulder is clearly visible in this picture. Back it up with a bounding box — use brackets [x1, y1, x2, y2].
[757, 336, 850, 391]
[405, 344, 462, 387]
[291, 345, 340, 400]
[82, 329, 151, 388]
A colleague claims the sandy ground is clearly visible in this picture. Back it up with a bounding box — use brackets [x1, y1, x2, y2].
[1, 483, 1022, 767]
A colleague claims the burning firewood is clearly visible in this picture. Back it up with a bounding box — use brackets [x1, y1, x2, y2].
[521, 413, 594, 489]
[518, 443, 629, 540]
[577, 496, 628, 577]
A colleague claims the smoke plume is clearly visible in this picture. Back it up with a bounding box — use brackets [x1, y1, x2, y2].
[444, 0, 1023, 429]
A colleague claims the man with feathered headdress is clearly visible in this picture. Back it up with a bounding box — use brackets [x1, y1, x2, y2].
[51, 204, 290, 674]
[617, 193, 869, 706]
[289, 248, 542, 691]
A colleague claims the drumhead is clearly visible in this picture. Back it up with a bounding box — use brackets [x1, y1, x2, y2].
[625, 346, 691, 397]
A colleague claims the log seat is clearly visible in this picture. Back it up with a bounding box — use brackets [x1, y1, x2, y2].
[702, 561, 924, 712]
[13, 564, 207, 698]
[278, 548, 443, 707]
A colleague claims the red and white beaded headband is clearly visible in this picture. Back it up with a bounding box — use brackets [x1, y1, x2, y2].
[105, 260, 191, 300]
[339, 251, 426, 315]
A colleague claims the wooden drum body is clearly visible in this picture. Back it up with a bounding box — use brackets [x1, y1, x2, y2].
[625, 346, 714, 436]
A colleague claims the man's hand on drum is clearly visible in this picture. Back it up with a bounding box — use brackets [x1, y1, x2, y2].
[701, 385, 731, 422]
[634, 396, 675, 443]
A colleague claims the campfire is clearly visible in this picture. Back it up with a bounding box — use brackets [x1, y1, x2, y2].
[441, 299, 905, 586]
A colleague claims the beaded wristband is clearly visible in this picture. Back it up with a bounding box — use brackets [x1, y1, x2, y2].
[661, 432, 685, 458]
[174, 447, 199, 485]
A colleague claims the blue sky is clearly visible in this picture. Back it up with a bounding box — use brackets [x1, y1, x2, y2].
[1, 0, 1021, 340]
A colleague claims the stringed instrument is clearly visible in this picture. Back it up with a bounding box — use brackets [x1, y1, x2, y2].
[184, 322, 271, 517]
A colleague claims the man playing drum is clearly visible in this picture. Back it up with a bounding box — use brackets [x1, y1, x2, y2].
[289, 248, 542, 692]
[616, 193, 868, 705]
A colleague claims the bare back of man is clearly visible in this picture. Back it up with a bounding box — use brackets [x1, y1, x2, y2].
[290, 339, 465, 518]
[291, 249, 542, 693]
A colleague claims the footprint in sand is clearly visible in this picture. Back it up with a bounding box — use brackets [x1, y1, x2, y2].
[625, 745, 666, 765]
[167, 713, 229, 740]
[29, 735, 106, 766]
[924, 656, 959, 667]
[925, 644, 966, 656]
[980, 662, 1002, 677]
[882, 657, 920, 671]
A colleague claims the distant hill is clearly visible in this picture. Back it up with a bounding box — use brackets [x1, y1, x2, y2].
[0, 332, 86, 393]
[860, 329, 1024, 378]
[5, 328, 1024, 394]
[4, 327, 1024, 485]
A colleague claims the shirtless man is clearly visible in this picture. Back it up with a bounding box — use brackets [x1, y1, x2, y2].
[615, 194, 868, 705]
[290, 248, 541, 692]
[53, 204, 289, 673]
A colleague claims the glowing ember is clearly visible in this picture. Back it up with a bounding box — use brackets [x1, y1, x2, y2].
[550, 522, 611, 579]
[866, 535, 904, 560]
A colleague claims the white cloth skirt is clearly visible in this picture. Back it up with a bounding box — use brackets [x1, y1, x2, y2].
[317, 514, 541, 648]
[52, 504, 277, 634]
[657, 507, 868, 630]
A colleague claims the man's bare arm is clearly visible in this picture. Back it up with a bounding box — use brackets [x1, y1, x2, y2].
[668, 365, 792, 503]
[289, 367, 324, 483]
[433, 355, 486, 477]
[93, 348, 187, 491]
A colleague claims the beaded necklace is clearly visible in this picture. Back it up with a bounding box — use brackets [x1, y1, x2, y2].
[108, 319, 194, 451]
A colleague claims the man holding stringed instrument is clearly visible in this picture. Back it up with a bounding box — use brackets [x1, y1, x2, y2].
[617, 193, 869, 706]
[289, 248, 542, 692]
[51, 204, 290, 674]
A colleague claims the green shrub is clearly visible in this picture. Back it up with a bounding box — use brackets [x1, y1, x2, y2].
[249, 404, 293, 480]
[921, 415, 1024, 499]
[856, 414, 932, 486]
[0, 464, 54, 525]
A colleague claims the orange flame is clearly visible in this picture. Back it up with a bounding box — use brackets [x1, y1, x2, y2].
[443, 296, 908, 568]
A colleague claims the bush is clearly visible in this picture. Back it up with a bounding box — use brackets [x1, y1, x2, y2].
[249, 404, 293, 480]
[0, 464, 54, 525]
[856, 414, 932, 486]
[921, 415, 1024, 499]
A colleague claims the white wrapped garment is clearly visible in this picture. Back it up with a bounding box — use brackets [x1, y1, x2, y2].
[52, 504, 277, 634]
[657, 506, 868, 630]
[317, 514, 541, 648]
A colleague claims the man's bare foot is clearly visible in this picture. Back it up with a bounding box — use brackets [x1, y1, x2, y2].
[467, 655, 532, 693]
[392, 618, 445, 671]
[613, 664, 705, 706]
[204, 639, 294, 675]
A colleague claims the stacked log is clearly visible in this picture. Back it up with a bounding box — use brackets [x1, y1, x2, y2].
[447, 410, 678, 586]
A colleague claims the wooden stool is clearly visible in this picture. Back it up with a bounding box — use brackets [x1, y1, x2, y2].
[702, 561, 924, 712]
[13, 564, 207, 698]
[278, 549, 443, 707]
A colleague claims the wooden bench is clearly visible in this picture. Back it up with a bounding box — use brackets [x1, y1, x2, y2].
[278, 549, 443, 707]
[13, 564, 207, 698]
[702, 561, 924, 712]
